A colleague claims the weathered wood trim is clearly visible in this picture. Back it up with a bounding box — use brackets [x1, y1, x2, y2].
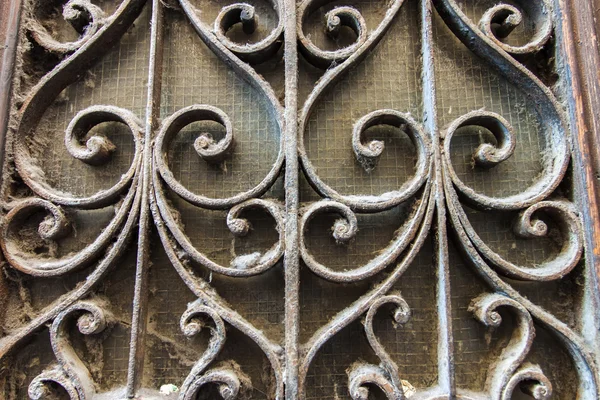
[559, 0, 600, 288]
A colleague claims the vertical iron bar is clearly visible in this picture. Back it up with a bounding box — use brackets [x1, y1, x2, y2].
[421, 0, 455, 396]
[126, 0, 164, 396]
[283, 0, 300, 396]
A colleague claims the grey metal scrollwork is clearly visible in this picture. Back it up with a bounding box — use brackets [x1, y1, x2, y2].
[0, 0, 597, 398]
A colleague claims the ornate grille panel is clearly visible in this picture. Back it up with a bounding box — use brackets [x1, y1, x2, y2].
[0, 0, 598, 399]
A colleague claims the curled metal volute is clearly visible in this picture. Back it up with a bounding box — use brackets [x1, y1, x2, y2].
[154, 104, 281, 210]
[433, 0, 570, 212]
[300, 200, 370, 281]
[452, 197, 583, 281]
[226, 199, 285, 271]
[28, 0, 106, 54]
[510, 201, 582, 279]
[179, 302, 226, 398]
[353, 109, 431, 173]
[443, 172, 599, 398]
[13, 0, 146, 209]
[298, 192, 435, 396]
[180, 299, 227, 344]
[297, 0, 367, 69]
[213, 0, 282, 64]
[479, 1, 553, 55]
[301, 111, 431, 212]
[503, 363, 552, 400]
[227, 198, 284, 237]
[157, 104, 234, 165]
[153, 172, 284, 275]
[299, 183, 430, 283]
[347, 363, 404, 400]
[17, 104, 144, 208]
[45, 300, 112, 399]
[442, 109, 566, 210]
[226, 199, 285, 270]
[155, 203, 285, 398]
[363, 295, 410, 395]
[0, 171, 139, 277]
[2, 198, 70, 243]
[174, 0, 286, 206]
[178, 301, 248, 400]
[216, 3, 257, 36]
[180, 0, 283, 64]
[28, 367, 82, 400]
[298, 0, 407, 210]
[469, 293, 541, 400]
[65, 105, 141, 166]
[444, 110, 515, 169]
[180, 368, 242, 400]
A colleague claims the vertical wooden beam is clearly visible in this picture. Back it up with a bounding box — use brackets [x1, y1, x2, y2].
[559, 0, 600, 326]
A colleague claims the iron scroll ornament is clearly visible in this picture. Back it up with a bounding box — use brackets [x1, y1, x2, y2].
[0, 0, 597, 399]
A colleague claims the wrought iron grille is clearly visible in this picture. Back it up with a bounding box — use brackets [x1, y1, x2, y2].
[0, 0, 598, 398]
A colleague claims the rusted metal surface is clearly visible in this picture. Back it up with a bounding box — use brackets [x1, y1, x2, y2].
[0, 0, 598, 399]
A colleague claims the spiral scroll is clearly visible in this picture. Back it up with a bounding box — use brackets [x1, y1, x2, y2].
[178, 300, 250, 400]
[469, 293, 552, 400]
[0, 0, 598, 398]
[346, 295, 412, 399]
[28, 0, 107, 54]
[28, 300, 113, 399]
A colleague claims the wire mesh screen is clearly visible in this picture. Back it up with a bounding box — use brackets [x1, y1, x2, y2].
[0, 0, 597, 399]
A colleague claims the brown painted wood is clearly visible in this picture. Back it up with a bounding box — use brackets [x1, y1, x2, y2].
[559, 0, 600, 286]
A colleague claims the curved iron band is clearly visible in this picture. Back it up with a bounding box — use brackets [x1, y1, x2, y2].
[347, 363, 404, 400]
[155, 105, 234, 166]
[298, 183, 435, 396]
[151, 187, 285, 399]
[153, 165, 285, 277]
[0, 171, 138, 277]
[212, 1, 284, 64]
[64, 105, 143, 166]
[443, 168, 599, 399]
[28, 0, 107, 54]
[297, 0, 368, 69]
[442, 110, 583, 281]
[29, 300, 113, 399]
[443, 111, 515, 170]
[177, 301, 248, 400]
[13, 0, 147, 209]
[434, 0, 569, 211]
[346, 295, 415, 399]
[299, 181, 430, 282]
[302, 110, 431, 213]
[478, 1, 553, 56]
[155, 104, 272, 210]
[301, 109, 431, 212]
[353, 110, 431, 173]
[0, 172, 142, 362]
[451, 196, 583, 281]
[469, 293, 552, 399]
[299, 0, 428, 213]
[169, 1, 285, 210]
